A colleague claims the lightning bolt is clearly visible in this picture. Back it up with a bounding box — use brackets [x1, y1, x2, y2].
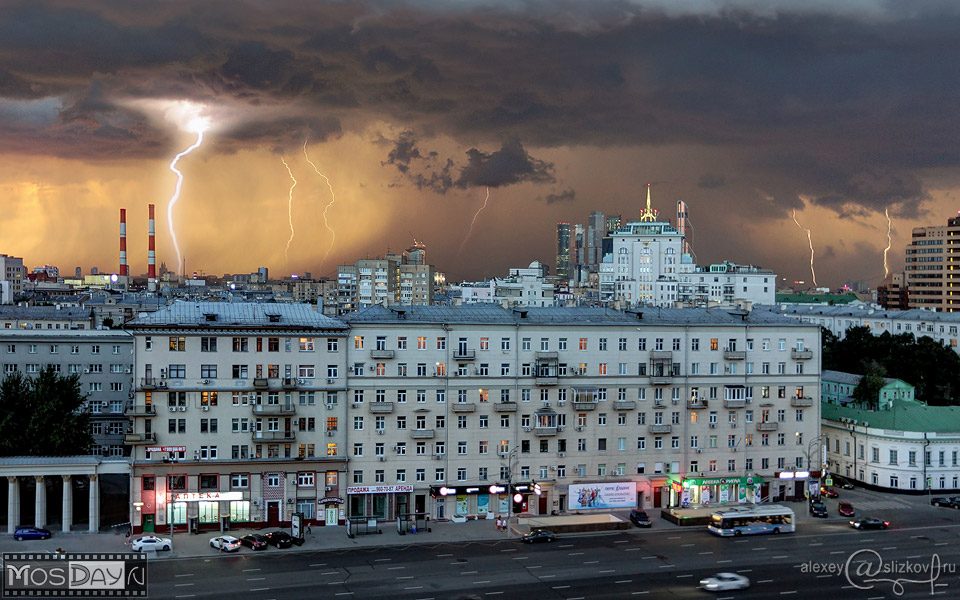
[281, 157, 297, 262]
[459, 187, 490, 256]
[792, 209, 818, 287]
[884, 208, 893, 278]
[167, 129, 205, 277]
[302, 140, 337, 269]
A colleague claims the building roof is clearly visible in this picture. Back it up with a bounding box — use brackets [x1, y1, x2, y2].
[778, 303, 960, 324]
[0, 329, 132, 340]
[822, 370, 910, 388]
[0, 306, 92, 320]
[127, 301, 347, 330]
[822, 400, 960, 434]
[775, 293, 860, 304]
[346, 304, 809, 327]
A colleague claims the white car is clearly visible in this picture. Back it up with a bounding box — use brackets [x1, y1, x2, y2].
[699, 572, 750, 591]
[130, 535, 172, 552]
[210, 535, 241, 552]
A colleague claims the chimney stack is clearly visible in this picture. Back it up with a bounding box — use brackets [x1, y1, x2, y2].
[148, 204, 157, 291]
[119, 208, 128, 277]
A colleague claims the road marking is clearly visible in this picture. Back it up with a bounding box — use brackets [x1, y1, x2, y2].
[388, 566, 405, 570]
[321, 571, 339, 576]
[247, 578, 266, 582]
[734, 540, 749, 543]
[658, 565, 675, 569]
[861, 538, 875, 543]
[882, 546, 897, 550]
[501, 549, 516, 553]
[174, 584, 194, 587]
[632, 592, 649, 596]
[540, 575, 556, 579]
[486, 593, 504, 596]
[682, 543, 695, 547]
[752, 547, 767, 551]
[817, 575, 833, 579]
[553, 586, 570, 590]
[528, 566, 542, 569]
[677, 574, 693, 579]
[780, 591, 797, 595]
[936, 542, 949, 546]
[175, 574, 195, 578]
[559, 544, 574, 548]
[830, 551, 844, 555]
[616, 580, 632, 584]
[642, 556, 655, 559]
[243, 568, 261, 572]
[599, 570, 615, 574]
[398, 576, 415, 580]
[772, 555, 788, 559]
[737, 569, 753, 573]
[250, 589, 270, 593]
[625, 548, 641, 551]
[310, 563, 326, 567]
[334, 594, 353, 597]
[437, 553, 453, 557]
[375, 558, 392, 562]
[668, 536, 681, 539]
[841, 586, 854, 590]
[717, 559, 732, 564]
[462, 571, 478, 575]
[513, 556, 528, 561]
[614, 540, 628, 544]
[327, 582, 346, 586]
[757, 580, 774, 584]
[404, 587, 423, 591]
[474, 581, 491, 585]
[699, 551, 714, 555]
[569, 552, 584, 556]
[809, 543, 823, 546]
[907, 555, 923, 559]
[584, 560, 599, 564]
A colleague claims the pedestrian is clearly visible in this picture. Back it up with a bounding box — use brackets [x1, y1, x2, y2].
[495, 517, 502, 532]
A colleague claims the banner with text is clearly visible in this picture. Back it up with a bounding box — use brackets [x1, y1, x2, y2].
[569, 482, 637, 510]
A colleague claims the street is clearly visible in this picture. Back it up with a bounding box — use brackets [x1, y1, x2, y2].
[149, 488, 960, 599]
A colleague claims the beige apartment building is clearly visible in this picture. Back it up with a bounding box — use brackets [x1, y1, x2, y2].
[125, 302, 820, 534]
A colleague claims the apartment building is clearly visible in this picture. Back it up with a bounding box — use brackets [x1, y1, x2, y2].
[0, 254, 24, 301]
[343, 305, 821, 520]
[0, 329, 134, 456]
[125, 303, 349, 534]
[903, 215, 960, 311]
[0, 305, 94, 330]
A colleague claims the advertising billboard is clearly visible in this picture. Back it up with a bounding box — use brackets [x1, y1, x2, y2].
[569, 481, 637, 510]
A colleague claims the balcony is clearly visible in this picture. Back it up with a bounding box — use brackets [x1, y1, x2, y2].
[253, 378, 269, 389]
[686, 399, 709, 409]
[791, 349, 813, 360]
[124, 403, 156, 416]
[282, 378, 298, 390]
[452, 349, 476, 361]
[371, 349, 395, 359]
[124, 432, 157, 445]
[723, 398, 746, 409]
[650, 374, 673, 385]
[573, 401, 598, 411]
[535, 376, 558, 386]
[494, 402, 517, 412]
[140, 377, 157, 390]
[613, 400, 636, 411]
[252, 404, 297, 416]
[648, 424, 672, 434]
[534, 426, 558, 437]
[411, 429, 435, 439]
[756, 422, 779, 432]
[369, 402, 395, 414]
[536, 351, 559, 361]
[723, 350, 746, 360]
[451, 403, 476, 413]
[252, 431, 296, 442]
[791, 396, 814, 407]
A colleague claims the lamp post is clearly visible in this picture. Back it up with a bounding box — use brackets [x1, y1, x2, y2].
[500, 446, 520, 539]
[803, 435, 824, 500]
[164, 456, 179, 539]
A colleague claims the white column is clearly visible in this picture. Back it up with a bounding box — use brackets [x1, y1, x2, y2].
[34, 476, 46, 529]
[61, 475, 72, 533]
[7, 477, 19, 535]
[88, 474, 99, 533]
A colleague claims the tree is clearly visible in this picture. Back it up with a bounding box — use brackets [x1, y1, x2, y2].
[852, 362, 886, 410]
[0, 367, 93, 456]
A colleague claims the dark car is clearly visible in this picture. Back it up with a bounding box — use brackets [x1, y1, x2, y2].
[264, 531, 295, 548]
[820, 487, 840, 498]
[948, 497, 960, 509]
[521, 529, 556, 544]
[630, 509, 652, 528]
[809, 501, 828, 518]
[14, 527, 51, 541]
[850, 518, 889, 530]
[838, 502, 855, 517]
[240, 533, 269, 550]
[932, 497, 952, 507]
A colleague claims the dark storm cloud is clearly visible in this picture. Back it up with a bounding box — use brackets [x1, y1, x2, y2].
[541, 188, 577, 204]
[3, 0, 960, 214]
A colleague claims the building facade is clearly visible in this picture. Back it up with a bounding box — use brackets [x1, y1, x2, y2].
[677, 262, 776, 307]
[556, 223, 571, 281]
[0, 254, 24, 300]
[903, 215, 960, 312]
[125, 303, 349, 534]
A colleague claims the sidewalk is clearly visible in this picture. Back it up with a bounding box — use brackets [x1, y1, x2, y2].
[0, 511, 679, 559]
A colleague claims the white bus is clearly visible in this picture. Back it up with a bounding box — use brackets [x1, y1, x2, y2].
[707, 505, 796, 537]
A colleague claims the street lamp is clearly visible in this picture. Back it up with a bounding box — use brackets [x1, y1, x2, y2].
[803, 435, 824, 499]
[163, 456, 179, 539]
[499, 446, 520, 539]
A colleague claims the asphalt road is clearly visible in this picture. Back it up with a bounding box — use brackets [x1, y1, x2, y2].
[151, 491, 960, 600]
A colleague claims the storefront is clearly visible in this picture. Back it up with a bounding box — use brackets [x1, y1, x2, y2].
[346, 485, 413, 522]
[668, 476, 765, 507]
[775, 470, 821, 501]
[319, 496, 344, 526]
[431, 483, 539, 519]
[170, 491, 245, 532]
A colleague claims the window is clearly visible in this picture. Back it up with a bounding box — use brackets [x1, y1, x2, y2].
[231, 474, 249, 489]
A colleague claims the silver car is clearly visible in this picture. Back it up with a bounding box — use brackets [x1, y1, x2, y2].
[130, 535, 172, 552]
[699, 572, 750, 591]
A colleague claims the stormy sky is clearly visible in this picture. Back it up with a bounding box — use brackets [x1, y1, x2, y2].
[3, 0, 960, 287]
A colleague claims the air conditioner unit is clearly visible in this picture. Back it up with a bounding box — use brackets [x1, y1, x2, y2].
[327, 378, 335, 384]
[558, 451, 565, 457]
[83, 368, 90, 374]
[379, 456, 385, 462]
[348, 367, 355, 374]
[550, 466, 556, 471]
[202, 379, 210, 384]
[523, 427, 531, 432]
[376, 429, 384, 435]
[298, 379, 306, 385]
[158, 382, 167, 389]
[696, 449, 702, 454]
[325, 486, 334, 492]
[327, 431, 335, 437]
[557, 400, 565, 406]
[575, 426, 584, 431]
[178, 406, 186, 412]
[732, 447, 738, 452]
[500, 452, 509, 458]
[352, 403, 360, 408]
[160, 369, 167, 378]
[435, 453, 443, 460]
[287, 499, 294, 504]
[731, 423, 737, 429]
[202, 406, 209, 412]
[326, 403, 334, 410]
[128, 393, 135, 399]
[168, 406, 176, 412]
[125, 367, 133, 374]
[557, 426, 564, 432]
[709, 423, 717, 429]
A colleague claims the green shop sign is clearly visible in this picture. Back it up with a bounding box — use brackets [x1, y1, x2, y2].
[679, 476, 765, 487]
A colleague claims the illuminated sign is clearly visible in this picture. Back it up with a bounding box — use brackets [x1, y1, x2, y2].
[778, 472, 795, 479]
[347, 485, 414, 495]
[172, 492, 243, 502]
[488, 485, 506, 494]
[146, 446, 186, 454]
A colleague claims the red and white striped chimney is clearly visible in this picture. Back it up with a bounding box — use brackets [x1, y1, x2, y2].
[148, 203, 157, 284]
[119, 208, 128, 276]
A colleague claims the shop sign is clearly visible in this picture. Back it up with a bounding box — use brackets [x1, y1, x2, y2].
[347, 485, 414, 495]
[318, 497, 344, 505]
[569, 482, 636, 510]
[683, 476, 763, 486]
[146, 446, 186, 453]
[172, 491, 243, 502]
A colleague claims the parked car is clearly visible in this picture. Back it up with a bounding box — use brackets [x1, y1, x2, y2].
[948, 497, 960, 508]
[521, 529, 556, 544]
[809, 501, 828, 518]
[264, 531, 295, 548]
[850, 518, 889, 530]
[131, 535, 172, 552]
[838, 502, 855, 517]
[630, 509, 652, 527]
[699, 573, 750, 591]
[240, 533, 269, 550]
[839, 480, 855, 490]
[14, 527, 51, 541]
[820, 487, 840, 498]
[209, 535, 241, 552]
[931, 497, 952, 507]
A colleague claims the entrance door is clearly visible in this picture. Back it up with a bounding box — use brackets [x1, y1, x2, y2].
[538, 494, 548, 515]
[415, 494, 425, 514]
[142, 514, 155, 533]
[397, 494, 409, 519]
[653, 486, 662, 508]
[558, 494, 566, 512]
[267, 501, 280, 526]
[325, 506, 338, 526]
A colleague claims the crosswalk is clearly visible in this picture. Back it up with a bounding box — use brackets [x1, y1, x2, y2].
[849, 498, 913, 511]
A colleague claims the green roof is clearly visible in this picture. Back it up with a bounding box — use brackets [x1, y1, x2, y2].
[775, 293, 859, 304]
[822, 400, 960, 433]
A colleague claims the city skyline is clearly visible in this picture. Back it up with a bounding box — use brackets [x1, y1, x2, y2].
[4, 1, 960, 286]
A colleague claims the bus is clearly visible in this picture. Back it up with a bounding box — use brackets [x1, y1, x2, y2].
[707, 505, 796, 537]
